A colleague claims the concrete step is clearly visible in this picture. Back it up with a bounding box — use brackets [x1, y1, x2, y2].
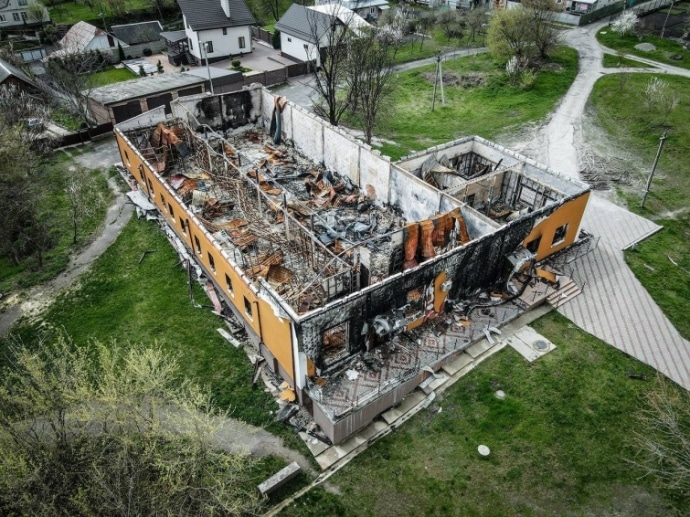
[547, 280, 581, 308]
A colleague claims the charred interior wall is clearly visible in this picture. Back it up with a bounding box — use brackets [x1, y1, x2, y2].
[294, 214, 537, 373]
[265, 90, 453, 222]
[172, 85, 263, 131]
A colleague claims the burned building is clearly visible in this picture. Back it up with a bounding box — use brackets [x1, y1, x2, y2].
[114, 86, 590, 444]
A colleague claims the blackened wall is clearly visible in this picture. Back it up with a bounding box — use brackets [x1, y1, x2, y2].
[295, 212, 537, 370]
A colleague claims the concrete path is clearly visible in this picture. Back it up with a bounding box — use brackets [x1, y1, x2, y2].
[516, 21, 690, 388]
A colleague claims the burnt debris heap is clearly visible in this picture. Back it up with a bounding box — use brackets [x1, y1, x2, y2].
[115, 86, 590, 444]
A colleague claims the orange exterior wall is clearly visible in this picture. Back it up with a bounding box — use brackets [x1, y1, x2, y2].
[522, 192, 591, 262]
[115, 132, 295, 383]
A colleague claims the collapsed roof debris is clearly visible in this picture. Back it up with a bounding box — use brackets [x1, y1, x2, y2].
[115, 88, 591, 446]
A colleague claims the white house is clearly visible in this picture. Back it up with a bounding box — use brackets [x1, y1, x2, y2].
[275, 3, 369, 66]
[0, 0, 50, 29]
[49, 21, 127, 61]
[177, 0, 256, 63]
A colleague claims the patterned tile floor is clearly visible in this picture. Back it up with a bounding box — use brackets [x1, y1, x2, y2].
[312, 302, 521, 421]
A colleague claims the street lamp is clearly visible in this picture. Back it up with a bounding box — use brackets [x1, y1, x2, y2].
[202, 41, 214, 95]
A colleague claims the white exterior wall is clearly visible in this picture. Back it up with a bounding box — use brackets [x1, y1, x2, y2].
[280, 33, 313, 63]
[84, 34, 117, 52]
[184, 20, 253, 61]
[0, 0, 50, 28]
[280, 28, 331, 65]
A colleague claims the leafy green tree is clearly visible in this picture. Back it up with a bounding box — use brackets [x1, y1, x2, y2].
[487, 7, 534, 63]
[0, 334, 264, 516]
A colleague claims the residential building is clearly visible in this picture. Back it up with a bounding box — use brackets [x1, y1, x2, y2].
[315, 0, 390, 21]
[176, 0, 256, 64]
[275, 3, 369, 65]
[49, 21, 127, 62]
[0, 57, 37, 90]
[114, 86, 590, 444]
[0, 0, 49, 29]
[111, 21, 165, 59]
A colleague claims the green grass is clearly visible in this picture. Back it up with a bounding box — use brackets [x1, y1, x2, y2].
[376, 46, 577, 160]
[49, 0, 151, 25]
[280, 312, 689, 516]
[92, 67, 137, 87]
[51, 107, 83, 131]
[394, 28, 485, 64]
[3, 218, 279, 427]
[602, 52, 650, 68]
[0, 157, 112, 293]
[588, 73, 690, 215]
[625, 213, 690, 339]
[597, 26, 690, 70]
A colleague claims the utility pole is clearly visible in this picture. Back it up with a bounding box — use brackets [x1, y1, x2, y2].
[431, 52, 444, 111]
[203, 41, 214, 95]
[660, 1, 675, 38]
[641, 132, 667, 208]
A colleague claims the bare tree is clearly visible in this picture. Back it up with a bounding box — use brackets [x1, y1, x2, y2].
[345, 27, 400, 145]
[416, 11, 436, 51]
[256, 0, 282, 22]
[523, 0, 560, 59]
[631, 376, 690, 493]
[65, 167, 106, 245]
[44, 50, 107, 129]
[465, 7, 489, 43]
[436, 9, 464, 42]
[306, 4, 360, 126]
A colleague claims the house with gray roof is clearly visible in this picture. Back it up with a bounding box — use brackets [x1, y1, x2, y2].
[0, 58, 37, 91]
[111, 21, 165, 58]
[275, 3, 369, 66]
[87, 68, 243, 125]
[176, 0, 256, 64]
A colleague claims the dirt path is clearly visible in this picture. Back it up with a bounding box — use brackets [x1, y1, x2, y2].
[0, 138, 132, 336]
[0, 137, 316, 475]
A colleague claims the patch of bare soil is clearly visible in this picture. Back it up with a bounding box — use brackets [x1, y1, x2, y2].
[577, 109, 648, 198]
[420, 71, 486, 88]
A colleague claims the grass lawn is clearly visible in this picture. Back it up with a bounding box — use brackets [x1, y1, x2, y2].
[602, 52, 650, 68]
[49, 0, 151, 25]
[92, 67, 137, 87]
[395, 29, 486, 64]
[375, 46, 577, 160]
[589, 73, 690, 214]
[625, 213, 690, 339]
[3, 218, 280, 428]
[280, 312, 689, 516]
[0, 156, 112, 293]
[597, 27, 690, 70]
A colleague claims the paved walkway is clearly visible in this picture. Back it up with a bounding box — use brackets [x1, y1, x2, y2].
[518, 21, 690, 388]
